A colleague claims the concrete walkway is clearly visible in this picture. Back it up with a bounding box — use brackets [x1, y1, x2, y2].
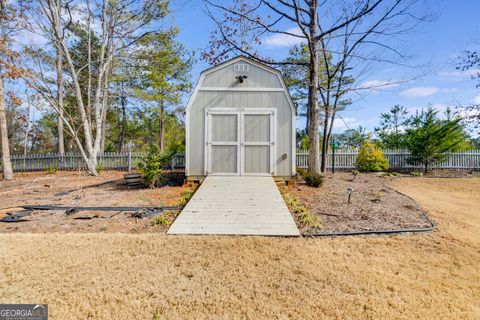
[167, 176, 300, 236]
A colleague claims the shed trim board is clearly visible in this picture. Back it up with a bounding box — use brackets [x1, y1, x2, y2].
[204, 108, 276, 176]
[185, 56, 296, 178]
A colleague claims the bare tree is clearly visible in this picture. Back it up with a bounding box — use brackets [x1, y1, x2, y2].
[0, 72, 13, 179]
[457, 40, 480, 131]
[0, 0, 28, 180]
[26, 0, 168, 175]
[49, 0, 66, 155]
[203, 0, 429, 172]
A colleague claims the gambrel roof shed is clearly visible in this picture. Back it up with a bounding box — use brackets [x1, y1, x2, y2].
[185, 56, 296, 181]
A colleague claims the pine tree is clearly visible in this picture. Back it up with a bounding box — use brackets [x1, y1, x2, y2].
[405, 108, 469, 173]
[374, 105, 408, 149]
[133, 28, 193, 152]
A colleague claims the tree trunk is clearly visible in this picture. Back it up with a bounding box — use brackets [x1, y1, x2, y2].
[100, 70, 110, 153]
[307, 6, 320, 173]
[159, 100, 165, 151]
[320, 105, 330, 172]
[56, 46, 65, 155]
[0, 74, 13, 180]
[23, 91, 31, 160]
[85, 154, 98, 176]
[305, 107, 309, 136]
[100, 108, 107, 153]
[117, 81, 126, 152]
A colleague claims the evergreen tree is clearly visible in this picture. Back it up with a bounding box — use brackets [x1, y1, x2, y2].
[405, 108, 469, 173]
[133, 28, 193, 152]
[374, 105, 408, 149]
[336, 126, 371, 148]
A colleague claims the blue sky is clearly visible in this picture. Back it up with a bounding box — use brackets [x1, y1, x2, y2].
[171, 0, 480, 135]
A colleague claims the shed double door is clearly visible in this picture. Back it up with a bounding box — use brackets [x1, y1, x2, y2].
[206, 109, 275, 176]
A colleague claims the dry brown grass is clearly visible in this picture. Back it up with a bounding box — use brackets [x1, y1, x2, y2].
[0, 178, 479, 319]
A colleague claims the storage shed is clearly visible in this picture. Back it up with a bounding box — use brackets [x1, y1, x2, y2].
[185, 56, 296, 181]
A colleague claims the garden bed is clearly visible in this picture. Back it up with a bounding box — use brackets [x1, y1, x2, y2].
[0, 171, 191, 233]
[284, 172, 433, 234]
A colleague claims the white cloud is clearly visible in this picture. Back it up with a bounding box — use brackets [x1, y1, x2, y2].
[400, 86, 439, 97]
[358, 79, 400, 91]
[438, 69, 480, 78]
[400, 86, 459, 97]
[332, 116, 358, 129]
[442, 88, 459, 93]
[473, 95, 480, 105]
[263, 27, 305, 47]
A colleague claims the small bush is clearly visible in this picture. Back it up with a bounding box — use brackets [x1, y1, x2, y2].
[355, 140, 389, 172]
[152, 216, 172, 227]
[46, 166, 58, 174]
[137, 145, 170, 188]
[296, 167, 307, 177]
[282, 193, 321, 229]
[96, 163, 103, 174]
[151, 210, 180, 228]
[351, 169, 359, 181]
[303, 170, 324, 188]
[296, 167, 323, 187]
[410, 171, 423, 177]
[177, 187, 197, 206]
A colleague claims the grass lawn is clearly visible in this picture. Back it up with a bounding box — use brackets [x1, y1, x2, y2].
[0, 177, 479, 319]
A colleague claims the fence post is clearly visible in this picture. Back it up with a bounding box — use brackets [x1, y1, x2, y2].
[127, 149, 132, 172]
[171, 155, 175, 170]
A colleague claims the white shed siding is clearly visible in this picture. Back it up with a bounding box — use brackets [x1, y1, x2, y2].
[203, 63, 283, 88]
[186, 57, 294, 179]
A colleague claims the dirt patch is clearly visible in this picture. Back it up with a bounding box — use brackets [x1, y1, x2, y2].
[422, 169, 480, 178]
[285, 172, 432, 234]
[0, 171, 188, 233]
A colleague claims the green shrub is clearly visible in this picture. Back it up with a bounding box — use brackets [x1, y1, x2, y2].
[351, 169, 359, 180]
[282, 194, 321, 229]
[296, 167, 323, 188]
[151, 210, 180, 228]
[137, 145, 170, 188]
[177, 187, 197, 206]
[303, 170, 324, 187]
[152, 216, 172, 227]
[410, 171, 423, 177]
[46, 166, 58, 174]
[355, 140, 389, 172]
[296, 167, 307, 177]
[96, 163, 103, 174]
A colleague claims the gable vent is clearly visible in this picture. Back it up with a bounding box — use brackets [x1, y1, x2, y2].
[233, 63, 249, 72]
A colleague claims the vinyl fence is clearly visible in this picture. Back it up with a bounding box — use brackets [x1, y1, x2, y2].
[5, 152, 185, 172]
[296, 149, 480, 171]
[2, 149, 479, 172]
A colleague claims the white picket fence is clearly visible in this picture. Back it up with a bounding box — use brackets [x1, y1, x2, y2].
[296, 149, 480, 171]
[5, 152, 185, 172]
[2, 149, 479, 172]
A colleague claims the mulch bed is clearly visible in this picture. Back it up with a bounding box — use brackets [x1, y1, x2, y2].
[285, 172, 433, 234]
[0, 171, 187, 233]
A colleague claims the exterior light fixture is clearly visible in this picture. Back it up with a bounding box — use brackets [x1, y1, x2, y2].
[347, 188, 353, 204]
[235, 75, 248, 83]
